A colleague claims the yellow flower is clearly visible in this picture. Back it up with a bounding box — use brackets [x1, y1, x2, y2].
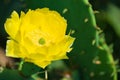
[4, 8, 75, 68]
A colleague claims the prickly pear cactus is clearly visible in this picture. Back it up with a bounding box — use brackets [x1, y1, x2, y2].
[0, 0, 117, 80]
[24, 0, 117, 80]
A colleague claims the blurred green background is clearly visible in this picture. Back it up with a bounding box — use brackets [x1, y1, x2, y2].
[0, 0, 120, 80]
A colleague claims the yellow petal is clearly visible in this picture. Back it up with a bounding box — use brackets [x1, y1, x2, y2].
[25, 58, 51, 68]
[35, 61, 51, 68]
[6, 40, 28, 58]
[20, 11, 25, 18]
[35, 8, 50, 13]
[40, 10, 67, 42]
[6, 40, 19, 57]
[47, 35, 75, 61]
[4, 11, 20, 39]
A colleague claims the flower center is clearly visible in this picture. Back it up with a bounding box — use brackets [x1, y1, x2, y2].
[39, 38, 46, 45]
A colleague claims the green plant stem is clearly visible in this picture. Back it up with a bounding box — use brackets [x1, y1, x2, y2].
[18, 59, 24, 71]
[45, 70, 48, 80]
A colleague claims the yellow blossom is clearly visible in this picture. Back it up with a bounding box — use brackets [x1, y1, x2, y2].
[4, 8, 75, 68]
